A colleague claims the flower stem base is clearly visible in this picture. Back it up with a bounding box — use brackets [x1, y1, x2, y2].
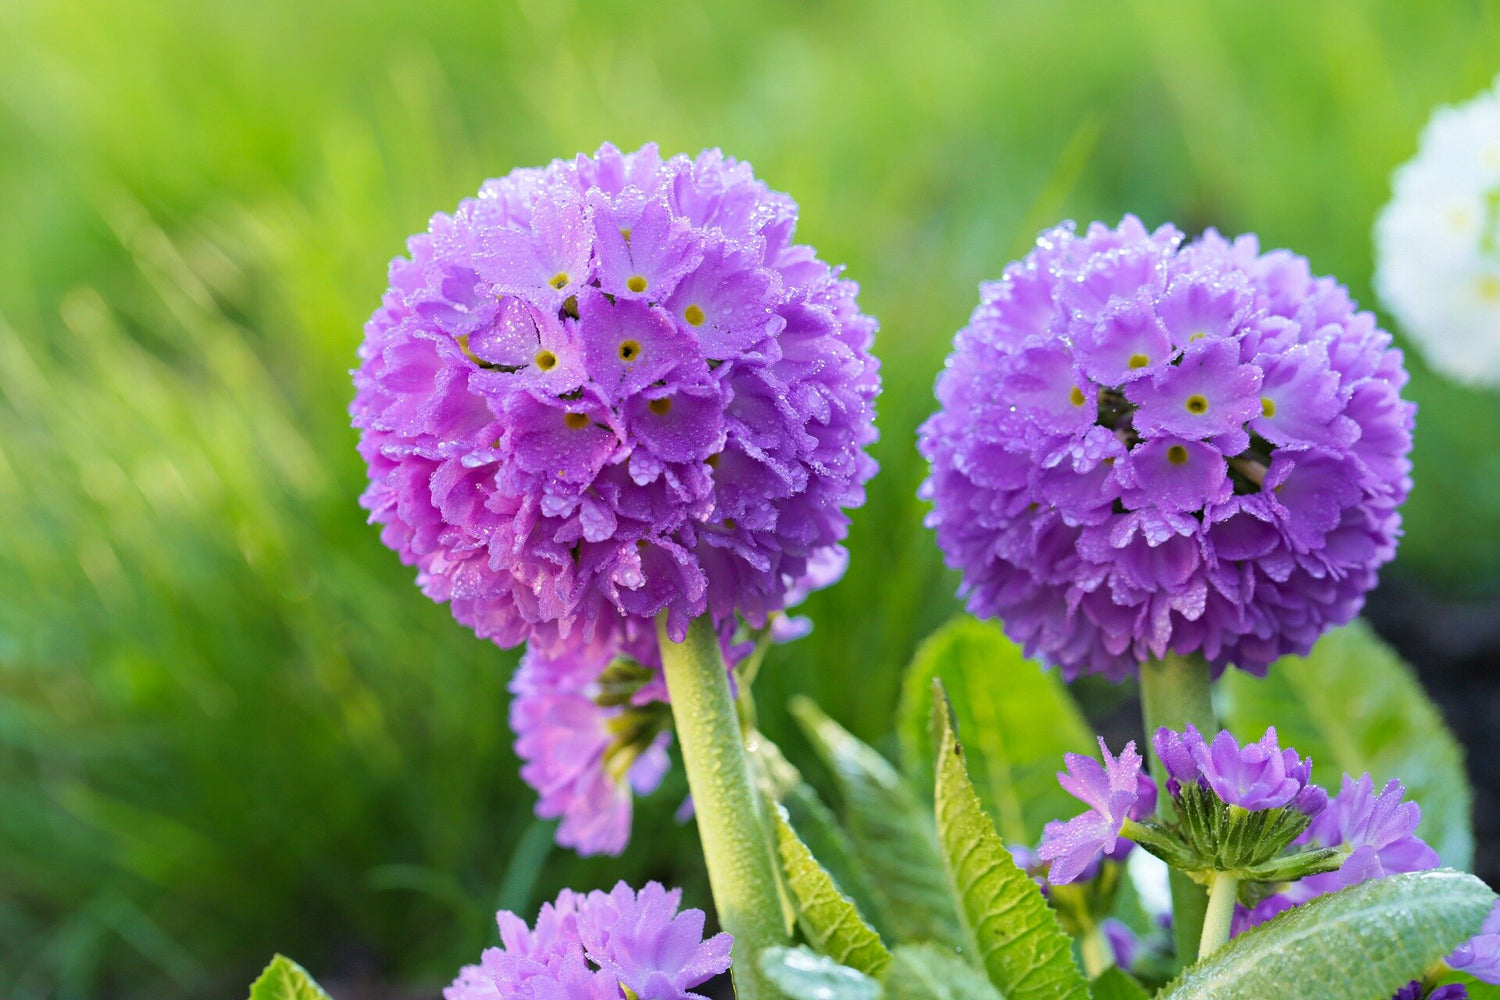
[658, 614, 787, 1000]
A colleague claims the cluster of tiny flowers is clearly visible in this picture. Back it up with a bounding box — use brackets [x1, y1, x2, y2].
[445, 881, 732, 1000]
[919, 216, 1414, 679]
[508, 631, 674, 857]
[352, 142, 879, 657]
[1039, 731, 1498, 998]
[1376, 74, 1500, 386]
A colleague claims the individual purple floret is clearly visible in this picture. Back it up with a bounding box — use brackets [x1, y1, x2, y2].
[353, 143, 879, 657]
[446, 881, 731, 1000]
[1152, 725, 1326, 813]
[1393, 985, 1469, 1000]
[918, 216, 1414, 680]
[1448, 901, 1500, 984]
[509, 634, 672, 857]
[1038, 738, 1152, 884]
[1235, 772, 1441, 930]
[1101, 918, 1139, 971]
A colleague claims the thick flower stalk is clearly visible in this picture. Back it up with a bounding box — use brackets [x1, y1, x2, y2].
[352, 142, 879, 656]
[919, 216, 1414, 679]
[445, 881, 732, 1000]
[1375, 74, 1500, 385]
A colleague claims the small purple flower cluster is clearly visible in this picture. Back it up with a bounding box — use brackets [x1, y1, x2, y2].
[508, 635, 673, 857]
[1039, 728, 1498, 997]
[353, 142, 879, 656]
[446, 881, 732, 1000]
[919, 217, 1414, 680]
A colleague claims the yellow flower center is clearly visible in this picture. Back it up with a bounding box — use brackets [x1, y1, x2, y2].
[618, 339, 642, 362]
[563, 412, 590, 430]
[1261, 396, 1276, 418]
[549, 272, 569, 290]
[534, 349, 558, 371]
[1184, 394, 1209, 415]
[626, 275, 648, 294]
[648, 397, 672, 415]
[1069, 386, 1086, 407]
[1167, 444, 1189, 466]
[1128, 353, 1150, 369]
[684, 304, 706, 326]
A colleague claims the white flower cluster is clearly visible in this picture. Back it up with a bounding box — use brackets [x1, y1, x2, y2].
[1375, 74, 1500, 385]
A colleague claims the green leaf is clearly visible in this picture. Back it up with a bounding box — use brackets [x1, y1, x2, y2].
[247, 955, 332, 1000]
[791, 697, 965, 948]
[899, 617, 1094, 844]
[1219, 619, 1473, 868]
[753, 732, 895, 939]
[1089, 967, 1152, 1000]
[931, 681, 1091, 1000]
[1158, 869, 1495, 1000]
[759, 945, 882, 1000]
[774, 806, 894, 978]
[884, 943, 1002, 1000]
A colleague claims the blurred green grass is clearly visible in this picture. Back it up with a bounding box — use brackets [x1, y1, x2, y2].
[1, 0, 1498, 996]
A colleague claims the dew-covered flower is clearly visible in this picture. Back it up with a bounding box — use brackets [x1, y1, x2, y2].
[1038, 738, 1154, 884]
[509, 632, 673, 857]
[1152, 725, 1326, 814]
[1375, 74, 1500, 385]
[918, 216, 1413, 679]
[445, 881, 731, 1000]
[353, 143, 879, 656]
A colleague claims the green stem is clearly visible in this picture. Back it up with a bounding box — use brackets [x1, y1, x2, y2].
[1139, 652, 1217, 969]
[658, 614, 787, 1000]
[1198, 872, 1239, 959]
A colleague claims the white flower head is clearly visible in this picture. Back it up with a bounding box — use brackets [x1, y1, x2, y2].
[1375, 74, 1500, 385]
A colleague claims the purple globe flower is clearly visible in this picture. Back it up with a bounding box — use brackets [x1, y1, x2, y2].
[353, 143, 879, 655]
[918, 216, 1414, 679]
[509, 632, 674, 857]
[1038, 737, 1155, 884]
[446, 881, 731, 1000]
[1152, 725, 1326, 814]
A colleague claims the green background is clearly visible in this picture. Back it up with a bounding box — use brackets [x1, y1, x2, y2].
[1, 0, 1497, 996]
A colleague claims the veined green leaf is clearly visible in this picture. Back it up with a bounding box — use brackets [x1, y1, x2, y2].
[899, 617, 1094, 845]
[1089, 966, 1152, 1000]
[884, 943, 1002, 1000]
[759, 946, 882, 1000]
[931, 681, 1091, 1000]
[1158, 869, 1495, 1000]
[791, 697, 964, 948]
[247, 955, 332, 1000]
[774, 806, 893, 978]
[1219, 620, 1473, 868]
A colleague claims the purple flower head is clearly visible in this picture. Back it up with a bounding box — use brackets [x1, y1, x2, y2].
[354, 143, 879, 657]
[510, 631, 674, 857]
[446, 881, 731, 1000]
[918, 216, 1414, 680]
[1151, 725, 1326, 814]
[1101, 918, 1139, 972]
[1038, 738, 1148, 884]
[1448, 901, 1500, 985]
[1393, 984, 1469, 1000]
